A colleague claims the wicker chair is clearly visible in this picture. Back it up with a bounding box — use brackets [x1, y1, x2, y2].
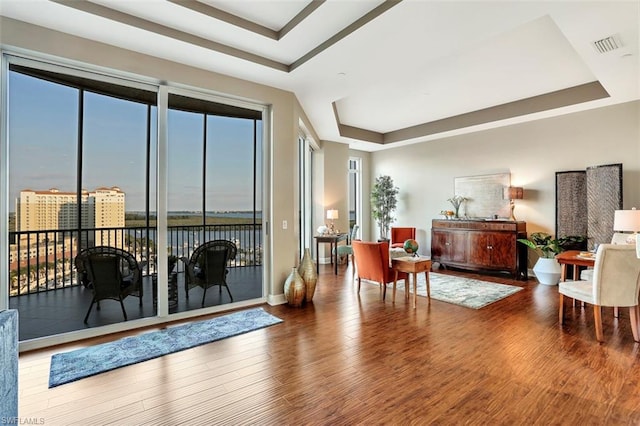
[181, 240, 237, 307]
[74, 246, 143, 323]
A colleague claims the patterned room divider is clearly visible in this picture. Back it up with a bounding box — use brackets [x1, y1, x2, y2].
[556, 163, 622, 250]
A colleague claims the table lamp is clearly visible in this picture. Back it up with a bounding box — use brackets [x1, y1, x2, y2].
[613, 207, 640, 244]
[504, 186, 524, 221]
[326, 209, 339, 233]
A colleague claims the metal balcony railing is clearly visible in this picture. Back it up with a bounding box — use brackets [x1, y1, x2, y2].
[8, 223, 262, 297]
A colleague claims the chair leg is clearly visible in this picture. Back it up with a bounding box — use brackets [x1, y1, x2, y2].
[594, 305, 604, 342]
[351, 255, 356, 278]
[357, 277, 361, 293]
[382, 282, 387, 300]
[224, 284, 233, 301]
[119, 298, 128, 321]
[201, 287, 207, 307]
[558, 293, 564, 324]
[84, 299, 96, 324]
[630, 306, 640, 342]
[185, 283, 190, 300]
[614, 307, 619, 318]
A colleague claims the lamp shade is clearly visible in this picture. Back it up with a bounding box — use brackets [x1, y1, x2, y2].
[613, 208, 640, 232]
[326, 209, 339, 220]
[504, 186, 524, 200]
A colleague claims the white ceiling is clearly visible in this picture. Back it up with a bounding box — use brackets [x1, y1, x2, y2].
[1, 0, 638, 152]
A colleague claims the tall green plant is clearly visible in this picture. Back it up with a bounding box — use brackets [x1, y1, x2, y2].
[371, 175, 399, 240]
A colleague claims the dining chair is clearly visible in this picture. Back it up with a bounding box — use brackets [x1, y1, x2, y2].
[390, 227, 416, 248]
[559, 244, 640, 342]
[181, 240, 237, 307]
[334, 225, 359, 274]
[352, 240, 408, 300]
[580, 232, 634, 281]
[75, 246, 143, 323]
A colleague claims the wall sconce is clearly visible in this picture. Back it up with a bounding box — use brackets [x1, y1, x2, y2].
[613, 207, 640, 244]
[504, 186, 524, 221]
[326, 209, 339, 233]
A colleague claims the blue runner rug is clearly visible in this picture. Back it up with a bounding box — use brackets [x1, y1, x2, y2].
[49, 307, 282, 388]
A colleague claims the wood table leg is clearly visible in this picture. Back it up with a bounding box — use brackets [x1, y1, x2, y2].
[393, 270, 398, 303]
[412, 272, 417, 308]
[316, 239, 320, 274]
[425, 271, 431, 299]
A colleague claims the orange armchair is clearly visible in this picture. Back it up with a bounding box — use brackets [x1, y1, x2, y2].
[391, 227, 416, 248]
[352, 240, 408, 300]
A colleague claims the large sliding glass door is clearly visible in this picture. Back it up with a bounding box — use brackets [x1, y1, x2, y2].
[2, 53, 267, 345]
[5, 60, 158, 341]
[167, 92, 264, 312]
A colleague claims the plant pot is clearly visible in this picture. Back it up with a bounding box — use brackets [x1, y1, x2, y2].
[532, 258, 561, 286]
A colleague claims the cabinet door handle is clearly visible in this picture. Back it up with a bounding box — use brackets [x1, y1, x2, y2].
[445, 242, 450, 246]
[487, 245, 493, 249]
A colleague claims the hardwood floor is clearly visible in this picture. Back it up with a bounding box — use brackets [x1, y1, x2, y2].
[18, 264, 640, 425]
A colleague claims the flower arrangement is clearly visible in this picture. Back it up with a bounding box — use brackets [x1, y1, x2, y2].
[447, 195, 467, 218]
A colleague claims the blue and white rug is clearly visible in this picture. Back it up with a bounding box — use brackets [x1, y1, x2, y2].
[389, 272, 523, 309]
[49, 307, 282, 388]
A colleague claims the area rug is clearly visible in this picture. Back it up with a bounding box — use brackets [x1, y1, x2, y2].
[388, 272, 523, 309]
[48, 307, 282, 388]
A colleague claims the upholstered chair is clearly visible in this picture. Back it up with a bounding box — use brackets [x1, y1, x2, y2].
[334, 225, 359, 274]
[559, 244, 640, 342]
[352, 240, 408, 300]
[580, 233, 634, 281]
[390, 227, 416, 248]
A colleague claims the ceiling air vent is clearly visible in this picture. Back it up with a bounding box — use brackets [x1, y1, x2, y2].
[592, 35, 622, 54]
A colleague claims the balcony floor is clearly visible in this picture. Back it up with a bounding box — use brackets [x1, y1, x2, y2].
[10, 266, 263, 341]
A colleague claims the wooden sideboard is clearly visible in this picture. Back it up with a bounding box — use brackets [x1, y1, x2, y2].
[431, 219, 528, 280]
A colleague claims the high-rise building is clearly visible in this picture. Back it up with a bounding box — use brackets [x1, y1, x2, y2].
[15, 186, 125, 248]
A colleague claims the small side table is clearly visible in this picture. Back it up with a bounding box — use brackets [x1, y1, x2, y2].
[392, 255, 432, 308]
[314, 233, 348, 275]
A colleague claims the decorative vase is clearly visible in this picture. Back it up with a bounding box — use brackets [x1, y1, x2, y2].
[284, 267, 306, 307]
[533, 258, 561, 286]
[298, 248, 318, 302]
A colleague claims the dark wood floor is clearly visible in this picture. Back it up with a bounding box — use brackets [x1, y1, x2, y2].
[18, 263, 640, 424]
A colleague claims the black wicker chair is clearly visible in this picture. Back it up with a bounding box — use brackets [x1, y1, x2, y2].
[181, 240, 237, 307]
[75, 246, 143, 323]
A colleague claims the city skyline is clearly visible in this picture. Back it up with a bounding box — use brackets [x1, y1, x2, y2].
[8, 69, 263, 213]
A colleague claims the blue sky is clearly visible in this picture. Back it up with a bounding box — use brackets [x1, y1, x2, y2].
[8, 71, 262, 212]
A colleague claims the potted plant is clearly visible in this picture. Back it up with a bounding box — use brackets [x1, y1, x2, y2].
[517, 232, 563, 285]
[370, 175, 399, 240]
[558, 235, 588, 252]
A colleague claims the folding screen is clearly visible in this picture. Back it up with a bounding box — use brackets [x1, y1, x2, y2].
[556, 163, 622, 250]
[556, 171, 587, 238]
[586, 163, 623, 247]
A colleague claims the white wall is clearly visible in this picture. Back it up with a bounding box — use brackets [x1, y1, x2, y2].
[368, 101, 640, 257]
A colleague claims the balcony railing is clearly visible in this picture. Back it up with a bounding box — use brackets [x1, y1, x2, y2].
[8, 223, 262, 297]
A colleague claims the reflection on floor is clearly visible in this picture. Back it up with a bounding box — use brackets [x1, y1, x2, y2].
[10, 266, 263, 341]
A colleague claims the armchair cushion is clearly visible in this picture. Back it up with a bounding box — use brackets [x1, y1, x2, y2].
[390, 227, 416, 249]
